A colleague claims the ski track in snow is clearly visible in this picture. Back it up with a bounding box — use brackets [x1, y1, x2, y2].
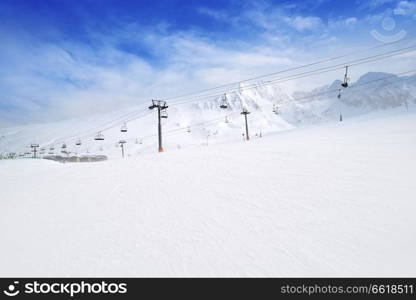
[0, 109, 415, 276]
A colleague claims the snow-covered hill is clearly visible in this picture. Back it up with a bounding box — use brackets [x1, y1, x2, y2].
[1, 107, 415, 276]
[0, 72, 415, 157]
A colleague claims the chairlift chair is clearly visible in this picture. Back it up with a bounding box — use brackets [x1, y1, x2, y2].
[161, 109, 168, 119]
[61, 143, 68, 154]
[76, 139, 82, 146]
[94, 132, 105, 141]
[341, 66, 349, 88]
[220, 93, 228, 109]
[121, 123, 128, 132]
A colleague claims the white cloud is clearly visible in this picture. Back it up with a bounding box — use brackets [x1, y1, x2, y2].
[359, 0, 400, 10]
[328, 17, 358, 29]
[394, 0, 416, 15]
[345, 17, 359, 26]
[0, 25, 300, 125]
[199, 3, 324, 34]
[283, 16, 323, 32]
[197, 7, 230, 22]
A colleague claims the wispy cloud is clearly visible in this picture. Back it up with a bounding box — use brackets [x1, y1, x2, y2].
[359, 0, 400, 10]
[328, 17, 358, 29]
[394, 0, 416, 16]
[283, 15, 323, 31]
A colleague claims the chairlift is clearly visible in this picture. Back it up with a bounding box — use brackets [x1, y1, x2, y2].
[120, 123, 128, 133]
[94, 132, 105, 141]
[76, 139, 82, 146]
[61, 143, 67, 154]
[273, 104, 279, 114]
[341, 66, 349, 88]
[220, 93, 228, 109]
[161, 109, 168, 119]
[187, 126, 191, 133]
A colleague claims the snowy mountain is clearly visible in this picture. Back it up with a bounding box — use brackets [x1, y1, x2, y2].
[289, 72, 416, 124]
[0, 71, 415, 157]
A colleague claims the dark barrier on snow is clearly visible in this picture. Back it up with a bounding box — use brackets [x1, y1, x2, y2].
[43, 155, 108, 163]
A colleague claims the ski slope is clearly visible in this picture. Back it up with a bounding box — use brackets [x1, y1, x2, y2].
[1, 108, 415, 277]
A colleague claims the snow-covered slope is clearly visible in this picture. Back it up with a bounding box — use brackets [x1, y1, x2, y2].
[1, 107, 415, 276]
[0, 72, 415, 157]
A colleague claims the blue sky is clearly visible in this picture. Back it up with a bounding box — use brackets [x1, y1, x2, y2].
[1, 0, 416, 126]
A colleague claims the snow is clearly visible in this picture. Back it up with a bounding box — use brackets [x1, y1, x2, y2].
[1, 107, 415, 277]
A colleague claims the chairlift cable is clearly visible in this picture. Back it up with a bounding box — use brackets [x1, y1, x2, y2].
[162, 35, 416, 102]
[169, 45, 416, 106]
[27, 44, 416, 153]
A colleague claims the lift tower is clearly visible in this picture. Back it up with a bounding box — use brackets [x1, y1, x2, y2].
[149, 100, 168, 152]
[30, 143, 39, 158]
[119, 140, 126, 158]
[241, 108, 250, 141]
